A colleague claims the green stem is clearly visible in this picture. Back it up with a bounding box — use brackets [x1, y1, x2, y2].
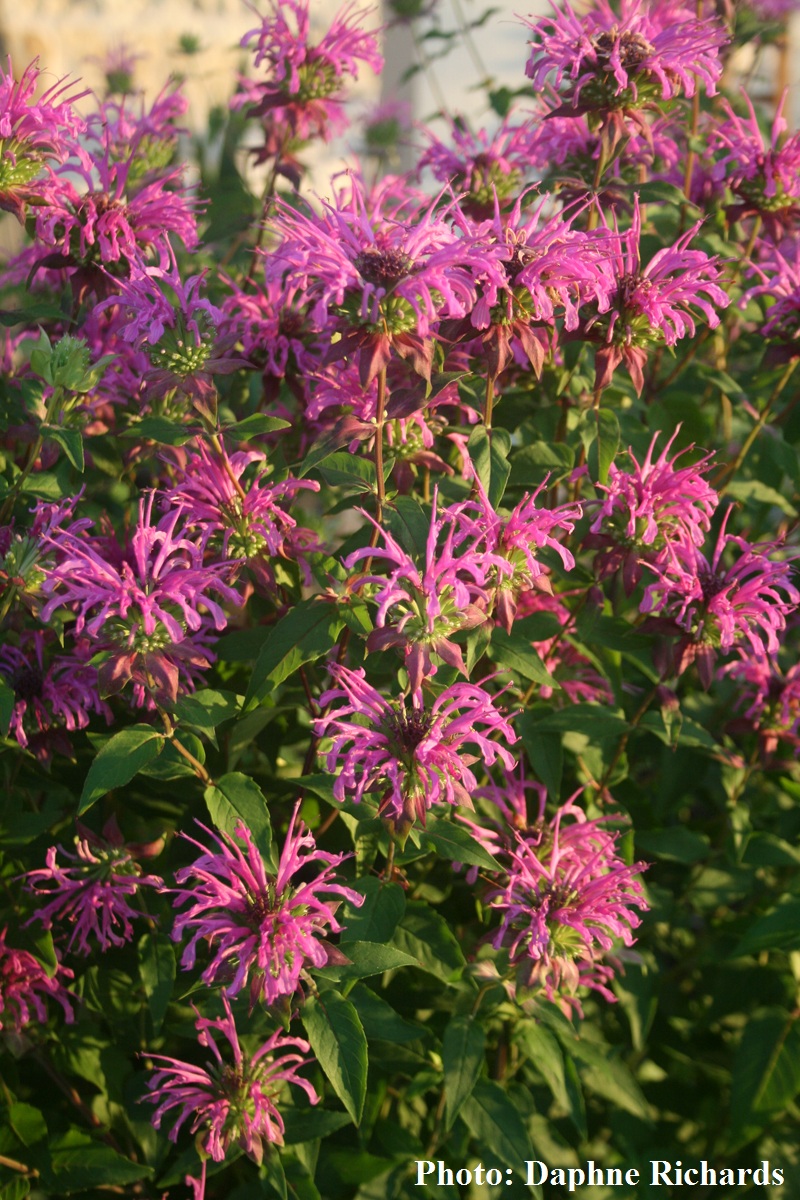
[716, 359, 799, 495]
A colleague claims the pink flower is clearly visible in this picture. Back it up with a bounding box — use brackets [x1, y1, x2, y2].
[523, 0, 726, 109]
[712, 90, 800, 236]
[723, 650, 800, 759]
[23, 834, 162, 956]
[641, 509, 800, 683]
[486, 796, 648, 1016]
[171, 807, 362, 1007]
[232, 0, 383, 143]
[587, 428, 719, 592]
[516, 591, 614, 706]
[419, 117, 538, 218]
[315, 664, 517, 832]
[0, 926, 75, 1032]
[40, 493, 241, 706]
[145, 992, 318, 1188]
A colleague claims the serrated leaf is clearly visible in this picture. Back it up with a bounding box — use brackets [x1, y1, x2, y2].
[460, 1080, 535, 1181]
[731, 1008, 800, 1137]
[315, 940, 419, 982]
[318, 452, 377, 491]
[508, 442, 574, 488]
[0, 1178, 31, 1200]
[175, 688, 240, 748]
[515, 1023, 567, 1109]
[281, 1108, 353, 1145]
[392, 901, 465, 982]
[732, 899, 800, 957]
[468, 425, 512, 507]
[42, 425, 84, 472]
[121, 416, 197, 445]
[586, 408, 620, 485]
[487, 628, 557, 689]
[384, 495, 431, 559]
[349, 983, 428, 1044]
[340, 877, 406, 944]
[9, 1103, 47, 1147]
[418, 817, 498, 871]
[517, 713, 562, 799]
[725, 479, 798, 517]
[225, 413, 291, 439]
[245, 600, 344, 707]
[138, 932, 175, 1033]
[302, 992, 367, 1125]
[204, 772, 273, 866]
[443, 1016, 485, 1130]
[79, 725, 165, 813]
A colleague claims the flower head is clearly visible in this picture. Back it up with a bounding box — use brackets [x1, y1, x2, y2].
[713, 90, 800, 236]
[171, 807, 362, 1008]
[145, 992, 318, 1177]
[315, 664, 517, 832]
[23, 835, 162, 956]
[0, 927, 75, 1032]
[486, 796, 648, 1015]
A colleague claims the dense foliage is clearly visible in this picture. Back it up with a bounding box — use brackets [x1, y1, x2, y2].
[1, 1, 800, 1197]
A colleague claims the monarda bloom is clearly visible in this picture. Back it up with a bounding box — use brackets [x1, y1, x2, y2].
[486, 797, 648, 1017]
[723, 651, 800, 760]
[269, 174, 505, 384]
[418, 116, 537, 218]
[170, 808, 362, 1008]
[588, 198, 729, 394]
[0, 927, 74, 1032]
[23, 833, 162, 956]
[164, 440, 319, 595]
[40, 492, 240, 706]
[145, 992, 318, 1198]
[0, 630, 111, 761]
[587, 428, 719, 593]
[713, 91, 800, 237]
[315, 664, 517, 833]
[344, 494, 490, 690]
[0, 57, 87, 220]
[523, 0, 725, 111]
[640, 510, 800, 685]
[232, 0, 383, 144]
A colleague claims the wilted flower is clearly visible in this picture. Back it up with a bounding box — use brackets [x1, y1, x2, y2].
[315, 664, 517, 832]
[0, 927, 75, 1032]
[171, 807, 362, 1008]
[23, 832, 162, 956]
[486, 795, 648, 1016]
[145, 992, 318, 1196]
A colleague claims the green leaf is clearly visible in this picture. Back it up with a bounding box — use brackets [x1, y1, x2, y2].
[121, 416, 197, 445]
[263, 1153, 288, 1200]
[443, 1016, 485, 1130]
[392, 901, 465, 982]
[515, 1023, 567, 1109]
[418, 817, 498, 872]
[587, 408, 620, 485]
[348, 983, 428, 1044]
[487, 628, 557, 689]
[281, 1108, 353, 1145]
[530, 703, 628, 739]
[245, 600, 344, 707]
[204, 772, 273, 866]
[315, 941, 419, 982]
[318, 452, 377, 491]
[0, 302, 65, 326]
[570, 1041, 650, 1120]
[517, 713, 562, 799]
[9, 1103, 47, 1147]
[508, 442, 575, 488]
[175, 688, 240, 748]
[40, 1130, 153, 1191]
[468, 426, 512, 508]
[725, 478, 798, 517]
[0, 1179, 30, 1200]
[460, 1080, 535, 1181]
[42, 425, 84, 472]
[732, 899, 800, 957]
[225, 414, 291, 440]
[302, 992, 367, 1125]
[340, 877, 406, 944]
[138, 932, 176, 1033]
[384, 496, 431, 559]
[0, 677, 14, 736]
[731, 1009, 800, 1137]
[635, 827, 710, 864]
[79, 725, 165, 814]
[742, 834, 800, 867]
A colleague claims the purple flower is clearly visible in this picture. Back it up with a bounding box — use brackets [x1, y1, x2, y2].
[587, 428, 719, 592]
[171, 807, 362, 1008]
[145, 992, 318, 1186]
[0, 926, 75, 1032]
[588, 198, 729, 393]
[232, 0, 383, 144]
[723, 650, 800, 759]
[641, 509, 800, 683]
[315, 664, 517, 832]
[523, 0, 726, 110]
[344, 493, 490, 690]
[0, 57, 87, 219]
[269, 174, 506, 384]
[23, 834, 162, 956]
[419, 117, 537, 218]
[712, 90, 800, 236]
[164, 440, 319, 593]
[744, 239, 800, 352]
[0, 631, 111, 760]
[40, 493, 241, 706]
[486, 796, 648, 1015]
